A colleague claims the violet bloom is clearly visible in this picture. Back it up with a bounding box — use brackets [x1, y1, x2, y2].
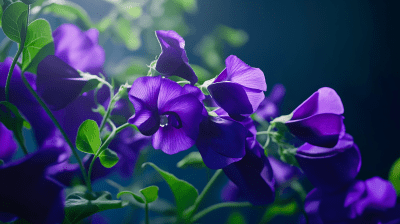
[155, 30, 197, 85]
[296, 133, 361, 193]
[268, 156, 302, 186]
[207, 55, 267, 121]
[286, 87, 344, 148]
[304, 177, 397, 224]
[36, 55, 89, 111]
[128, 76, 203, 154]
[0, 144, 66, 224]
[53, 24, 105, 75]
[255, 84, 286, 122]
[0, 123, 17, 163]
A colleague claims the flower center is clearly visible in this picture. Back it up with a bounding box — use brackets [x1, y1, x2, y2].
[159, 112, 182, 129]
[160, 115, 169, 127]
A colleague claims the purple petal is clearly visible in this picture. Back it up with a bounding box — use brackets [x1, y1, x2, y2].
[129, 76, 162, 112]
[268, 84, 286, 103]
[0, 123, 18, 163]
[268, 156, 302, 186]
[208, 82, 253, 117]
[155, 30, 197, 84]
[183, 84, 205, 102]
[225, 55, 267, 91]
[37, 55, 86, 110]
[153, 93, 203, 154]
[286, 113, 344, 148]
[214, 68, 228, 83]
[0, 148, 65, 224]
[292, 87, 344, 120]
[296, 133, 361, 193]
[223, 150, 275, 205]
[221, 181, 240, 202]
[53, 24, 105, 75]
[196, 117, 247, 169]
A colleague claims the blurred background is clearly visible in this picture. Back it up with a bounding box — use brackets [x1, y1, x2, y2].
[1, 0, 399, 223]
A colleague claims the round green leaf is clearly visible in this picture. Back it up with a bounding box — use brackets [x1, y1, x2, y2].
[140, 186, 159, 204]
[76, 119, 101, 154]
[1, 2, 28, 44]
[99, 148, 119, 168]
[117, 191, 145, 204]
[389, 157, 400, 195]
[22, 19, 55, 74]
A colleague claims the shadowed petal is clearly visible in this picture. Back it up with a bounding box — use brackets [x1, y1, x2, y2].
[0, 123, 18, 163]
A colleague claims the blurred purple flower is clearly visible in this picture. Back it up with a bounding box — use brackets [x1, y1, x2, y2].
[296, 133, 361, 193]
[208, 55, 267, 121]
[255, 84, 286, 121]
[304, 177, 397, 224]
[53, 24, 105, 75]
[286, 87, 344, 148]
[128, 76, 203, 154]
[0, 123, 18, 163]
[0, 143, 66, 224]
[36, 55, 88, 111]
[155, 30, 197, 85]
[268, 156, 302, 186]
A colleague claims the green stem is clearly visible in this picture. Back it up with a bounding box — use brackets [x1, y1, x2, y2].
[186, 169, 223, 220]
[191, 202, 252, 223]
[20, 71, 90, 188]
[99, 85, 115, 132]
[145, 203, 149, 224]
[5, 45, 24, 102]
[263, 125, 273, 149]
[87, 122, 131, 192]
[14, 132, 29, 155]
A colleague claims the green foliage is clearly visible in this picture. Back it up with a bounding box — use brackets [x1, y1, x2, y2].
[217, 25, 249, 48]
[261, 200, 298, 223]
[20, 0, 36, 5]
[99, 148, 119, 168]
[0, 4, 3, 27]
[142, 162, 198, 216]
[226, 212, 247, 224]
[76, 119, 101, 154]
[1, 2, 28, 44]
[0, 101, 31, 148]
[389, 157, 400, 195]
[64, 191, 128, 224]
[115, 16, 141, 51]
[172, 0, 197, 13]
[191, 64, 212, 84]
[22, 19, 54, 74]
[42, 0, 93, 30]
[119, 2, 142, 20]
[177, 151, 205, 169]
[140, 185, 159, 204]
[117, 190, 145, 204]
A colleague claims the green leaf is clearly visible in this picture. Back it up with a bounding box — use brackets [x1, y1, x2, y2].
[64, 191, 128, 224]
[177, 151, 205, 169]
[115, 17, 141, 51]
[226, 211, 247, 224]
[99, 148, 119, 168]
[389, 157, 400, 195]
[140, 185, 159, 204]
[117, 190, 145, 204]
[119, 2, 142, 19]
[21, 0, 37, 5]
[42, 0, 93, 30]
[0, 101, 31, 144]
[261, 200, 298, 223]
[22, 19, 54, 74]
[217, 25, 249, 48]
[142, 162, 198, 215]
[76, 119, 101, 154]
[1, 2, 28, 44]
[0, 4, 3, 27]
[172, 0, 197, 13]
[270, 113, 293, 125]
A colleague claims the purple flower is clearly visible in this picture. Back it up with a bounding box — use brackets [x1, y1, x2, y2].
[196, 116, 247, 169]
[0, 143, 66, 224]
[304, 177, 397, 224]
[128, 76, 203, 154]
[268, 156, 302, 186]
[36, 55, 89, 111]
[255, 84, 286, 121]
[207, 55, 267, 121]
[0, 123, 17, 163]
[53, 24, 105, 75]
[295, 133, 361, 193]
[286, 87, 344, 148]
[155, 30, 197, 85]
